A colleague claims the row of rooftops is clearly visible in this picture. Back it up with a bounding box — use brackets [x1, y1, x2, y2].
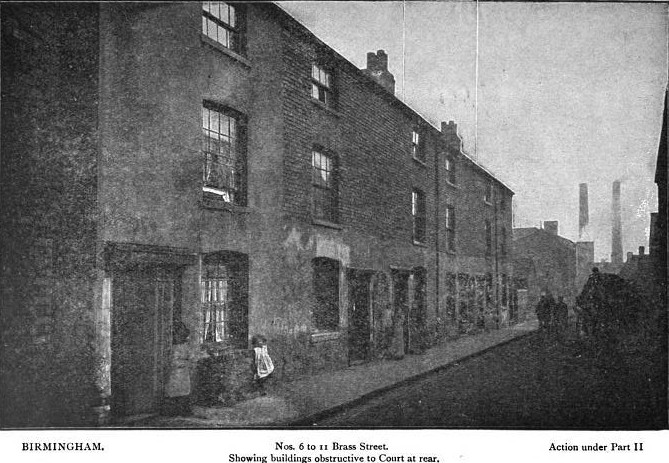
[270, 2, 514, 195]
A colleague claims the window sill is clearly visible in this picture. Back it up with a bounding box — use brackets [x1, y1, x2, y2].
[203, 344, 253, 358]
[201, 34, 251, 68]
[412, 156, 427, 167]
[200, 197, 251, 214]
[312, 218, 343, 230]
[310, 98, 341, 117]
[310, 331, 340, 343]
[412, 240, 428, 248]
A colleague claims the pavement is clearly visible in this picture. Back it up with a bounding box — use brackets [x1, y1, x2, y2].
[130, 318, 538, 428]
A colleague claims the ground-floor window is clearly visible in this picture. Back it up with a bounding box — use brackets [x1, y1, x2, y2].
[201, 252, 248, 348]
[312, 257, 340, 331]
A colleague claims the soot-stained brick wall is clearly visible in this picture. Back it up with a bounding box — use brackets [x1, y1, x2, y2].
[1, 4, 100, 427]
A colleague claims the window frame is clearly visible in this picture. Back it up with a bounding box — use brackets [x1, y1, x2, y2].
[501, 274, 508, 306]
[201, 101, 247, 206]
[202, 1, 246, 56]
[412, 188, 427, 244]
[201, 264, 230, 344]
[445, 204, 456, 253]
[411, 129, 425, 163]
[485, 219, 492, 256]
[445, 155, 457, 184]
[200, 252, 248, 349]
[500, 226, 507, 258]
[311, 63, 334, 108]
[484, 181, 493, 204]
[311, 147, 338, 224]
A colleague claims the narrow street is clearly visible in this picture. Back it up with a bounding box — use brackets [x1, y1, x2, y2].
[313, 327, 667, 429]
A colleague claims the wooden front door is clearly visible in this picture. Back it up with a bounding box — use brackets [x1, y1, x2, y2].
[348, 270, 372, 364]
[111, 266, 176, 417]
[392, 270, 411, 357]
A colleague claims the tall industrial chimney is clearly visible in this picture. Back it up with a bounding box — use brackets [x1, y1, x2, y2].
[611, 180, 623, 264]
[579, 183, 589, 239]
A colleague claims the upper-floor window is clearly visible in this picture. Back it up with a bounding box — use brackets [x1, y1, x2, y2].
[202, 102, 246, 205]
[311, 63, 333, 107]
[445, 205, 456, 252]
[202, 2, 245, 55]
[412, 130, 425, 163]
[312, 148, 338, 223]
[501, 226, 507, 257]
[501, 274, 508, 306]
[485, 220, 492, 256]
[484, 182, 493, 204]
[445, 155, 456, 184]
[412, 188, 426, 244]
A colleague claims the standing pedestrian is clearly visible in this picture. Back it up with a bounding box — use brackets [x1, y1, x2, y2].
[251, 334, 274, 396]
[163, 321, 207, 416]
[536, 291, 550, 330]
[555, 295, 569, 335]
[545, 292, 557, 334]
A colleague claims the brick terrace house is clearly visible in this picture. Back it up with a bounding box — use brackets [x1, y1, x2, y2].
[1, 2, 513, 426]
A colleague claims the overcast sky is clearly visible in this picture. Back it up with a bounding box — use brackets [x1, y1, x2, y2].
[279, 1, 668, 261]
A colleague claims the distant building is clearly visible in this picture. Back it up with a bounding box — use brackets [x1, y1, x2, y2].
[621, 88, 667, 305]
[513, 222, 582, 311]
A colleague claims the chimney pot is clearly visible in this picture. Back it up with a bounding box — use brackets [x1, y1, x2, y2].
[543, 221, 558, 235]
[639, 246, 645, 255]
[366, 52, 378, 71]
[441, 120, 458, 133]
[627, 251, 633, 262]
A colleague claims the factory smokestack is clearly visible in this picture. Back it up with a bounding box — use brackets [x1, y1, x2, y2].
[579, 183, 589, 239]
[611, 180, 623, 264]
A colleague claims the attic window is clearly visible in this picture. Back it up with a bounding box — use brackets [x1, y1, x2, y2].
[412, 130, 425, 163]
[311, 63, 333, 107]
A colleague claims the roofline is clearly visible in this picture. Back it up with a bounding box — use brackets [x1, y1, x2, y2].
[512, 227, 576, 246]
[268, 2, 514, 194]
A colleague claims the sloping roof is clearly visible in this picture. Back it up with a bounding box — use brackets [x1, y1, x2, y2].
[513, 227, 575, 249]
[513, 227, 540, 241]
[270, 2, 514, 194]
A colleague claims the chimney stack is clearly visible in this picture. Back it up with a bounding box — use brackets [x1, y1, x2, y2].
[441, 120, 463, 150]
[364, 50, 395, 94]
[543, 221, 558, 235]
[611, 180, 623, 264]
[441, 120, 458, 135]
[579, 183, 589, 239]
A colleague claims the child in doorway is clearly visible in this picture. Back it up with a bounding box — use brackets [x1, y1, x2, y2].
[251, 334, 274, 396]
[163, 321, 202, 416]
